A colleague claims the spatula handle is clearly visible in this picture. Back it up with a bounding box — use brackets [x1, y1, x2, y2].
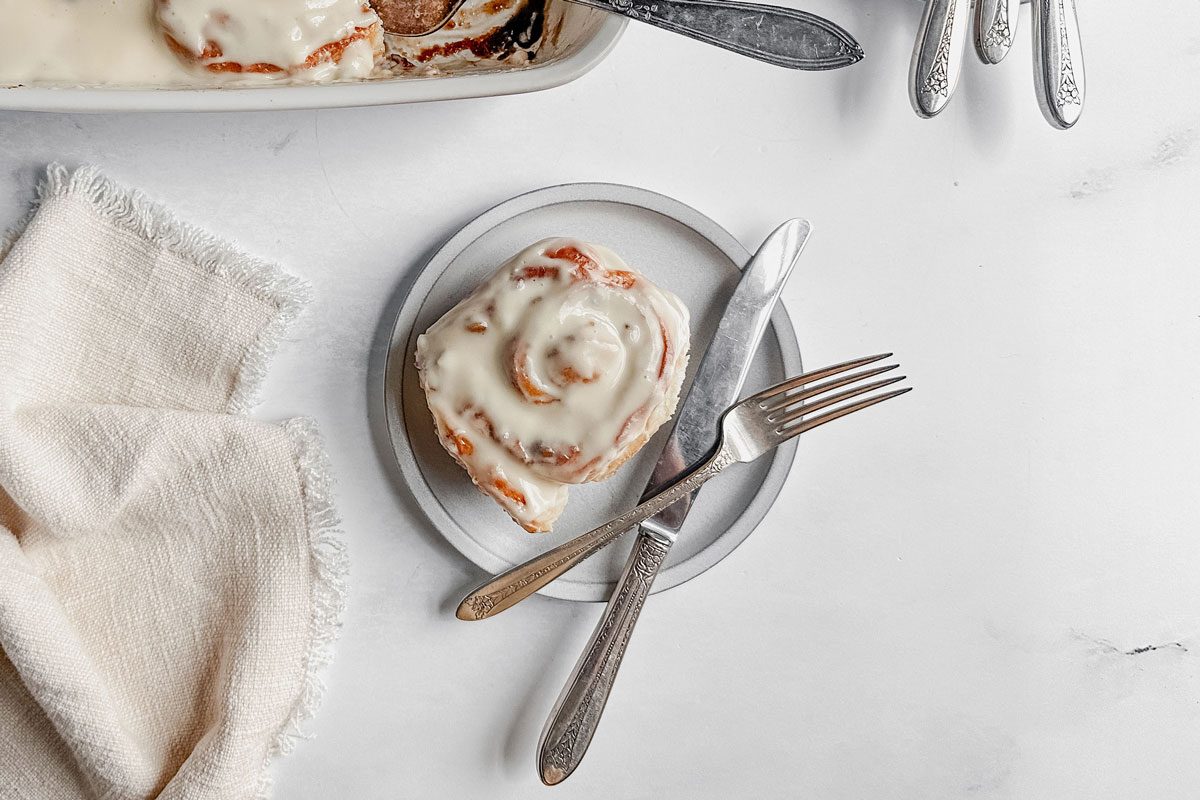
[567, 0, 863, 70]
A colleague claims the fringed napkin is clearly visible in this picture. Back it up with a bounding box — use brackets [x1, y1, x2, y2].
[0, 166, 345, 800]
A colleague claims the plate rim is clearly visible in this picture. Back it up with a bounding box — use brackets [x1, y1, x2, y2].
[384, 182, 802, 601]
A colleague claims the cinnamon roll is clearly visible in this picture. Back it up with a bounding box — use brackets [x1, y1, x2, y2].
[156, 0, 384, 79]
[415, 239, 691, 533]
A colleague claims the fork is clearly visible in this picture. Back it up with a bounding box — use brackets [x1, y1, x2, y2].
[457, 354, 911, 622]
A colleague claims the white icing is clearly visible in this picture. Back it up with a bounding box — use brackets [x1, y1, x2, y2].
[416, 238, 691, 533]
[0, 0, 379, 86]
[0, 0, 196, 86]
[0, 0, 540, 87]
[156, 0, 381, 75]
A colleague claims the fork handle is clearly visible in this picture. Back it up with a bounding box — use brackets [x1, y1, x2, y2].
[974, 0, 1020, 64]
[538, 529, 671, 785]
[910, 0, 972, 117]
[1032, 0, 1084, 129]
[455, 445, 735, 621]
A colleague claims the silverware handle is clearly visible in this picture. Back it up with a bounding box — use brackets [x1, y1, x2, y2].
[538, 530, 671, 785]
[910, 0, 972, 117]
[1032, 0, 1084, 129]
[974, 0, 1020, 64]
[567, 0, 862, 70]
[456, 445, 732, 621]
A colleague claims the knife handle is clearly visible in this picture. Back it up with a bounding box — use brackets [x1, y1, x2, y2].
[455, 446, 733, 621]
[567, 0, 863, 70]
[974, 0, 1020, 64]
[1032, 0, 1084, 129]
[538, 531, 671, 785]
[910, 0, 972, 117]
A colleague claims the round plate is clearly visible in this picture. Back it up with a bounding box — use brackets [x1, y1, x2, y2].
[384, 184, 801, 601]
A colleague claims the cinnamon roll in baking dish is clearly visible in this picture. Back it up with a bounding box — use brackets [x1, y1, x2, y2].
[415, 239, 691, 533]
[156, 0, 384, 78]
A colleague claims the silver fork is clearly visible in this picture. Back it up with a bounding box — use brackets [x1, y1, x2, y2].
[457, 354, 911, 622]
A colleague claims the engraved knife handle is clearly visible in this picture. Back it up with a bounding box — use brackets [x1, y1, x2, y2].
[456, 446, 733, 621]
[567, 0, 863, 70]
[910, 0, 972, 117]
[537, 530, 671, 785]
[1032, 0, 1084, 129]
[974, 0, 1020, 64]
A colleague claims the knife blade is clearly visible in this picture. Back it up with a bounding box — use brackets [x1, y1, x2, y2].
[639, 217, 810, 539]
[538, 219, 810, 785]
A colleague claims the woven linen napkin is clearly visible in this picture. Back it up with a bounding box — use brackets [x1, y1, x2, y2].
[0, 166, 345, 800]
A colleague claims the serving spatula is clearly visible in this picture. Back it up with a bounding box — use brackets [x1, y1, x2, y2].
[374, 0, 864, 71]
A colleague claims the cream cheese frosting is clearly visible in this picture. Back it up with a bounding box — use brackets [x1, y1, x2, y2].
[0, 1, 197, 86]
[415, 238, 691, 533]
[156, 0, 382, 78]
[0, 0, 541, 87]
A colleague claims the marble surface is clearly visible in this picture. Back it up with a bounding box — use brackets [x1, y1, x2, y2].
[2, 1, 1199, 797]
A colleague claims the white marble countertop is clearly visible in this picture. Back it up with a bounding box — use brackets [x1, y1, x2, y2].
[2, 2, 1199, 797]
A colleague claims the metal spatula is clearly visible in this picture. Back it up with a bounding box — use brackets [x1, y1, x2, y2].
[373, 0, 864, 70]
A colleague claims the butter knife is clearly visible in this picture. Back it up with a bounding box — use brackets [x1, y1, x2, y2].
[537, 218, 811, 785]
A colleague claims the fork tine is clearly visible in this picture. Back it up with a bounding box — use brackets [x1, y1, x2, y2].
[769, 375, 907, 426]
[761, 363, 899, 414]
[774, 387, 912, 442]
[747, 353, 892, 406]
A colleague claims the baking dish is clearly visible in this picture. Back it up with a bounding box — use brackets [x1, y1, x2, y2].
[0, 4, 624, 113]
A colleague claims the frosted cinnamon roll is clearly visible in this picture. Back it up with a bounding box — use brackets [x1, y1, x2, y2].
[415, 239, 690, 533]
[156, 0, 384, 79]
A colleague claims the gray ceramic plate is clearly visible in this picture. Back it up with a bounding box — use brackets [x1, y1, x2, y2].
[384, 184, 802, 601]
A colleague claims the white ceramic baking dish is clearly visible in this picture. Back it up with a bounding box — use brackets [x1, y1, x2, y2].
[0, 4, 624, 113]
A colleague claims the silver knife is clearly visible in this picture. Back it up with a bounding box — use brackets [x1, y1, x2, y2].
[537, 218, 811, 785]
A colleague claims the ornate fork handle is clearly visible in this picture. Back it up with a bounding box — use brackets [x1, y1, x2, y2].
[1032, 0, 1084, 129]
[974, 0, 1020, 64]
[909, 0, 972, 118]
[457, 445, 735, 621]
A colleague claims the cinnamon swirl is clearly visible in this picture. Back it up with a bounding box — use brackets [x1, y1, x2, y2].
[415, 239, 691, 533]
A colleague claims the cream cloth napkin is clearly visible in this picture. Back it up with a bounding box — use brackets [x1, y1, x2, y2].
[0, 166, 346, 800]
